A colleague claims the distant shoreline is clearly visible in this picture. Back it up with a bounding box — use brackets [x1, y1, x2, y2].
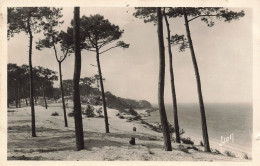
[140, 108, 252, 159]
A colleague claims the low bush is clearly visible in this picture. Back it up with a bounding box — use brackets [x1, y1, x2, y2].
[83, 105, 95, 117]
[133, 115, 141, 120]
[51, 112, 59, 116]
[148, 149, 155, 155]
[96, 107, 103, 117]
[200, 140, 204, 146]
[178, 145, 189, 153]
[68, 111, 74, 117]
[213, 149, 221, 155]
[243, 153, 249, 159]
[119, 115, 125, 119]
[192, 145, 199, 151]
[224, 151, 236, 157]
[129, 107, 138, 116]
[148, 137, 158, 141]
[181, 137, 194, 145]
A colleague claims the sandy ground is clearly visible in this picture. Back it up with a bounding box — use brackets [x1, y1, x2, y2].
[7, 102, 250, 161]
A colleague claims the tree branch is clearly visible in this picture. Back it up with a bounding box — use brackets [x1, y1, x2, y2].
[99, 45, 120, 55]
[88, 36, 95, 48]
[188, 15, 217, 22]
[60, 48, 69, 63]
[53, 42, 60, 62]
[86, 49, 96, 52]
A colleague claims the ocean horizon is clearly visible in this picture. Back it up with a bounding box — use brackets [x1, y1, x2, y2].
[145, 102, 252, 152]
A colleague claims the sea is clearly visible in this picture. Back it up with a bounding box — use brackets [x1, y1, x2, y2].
[145, 103, 252, 152]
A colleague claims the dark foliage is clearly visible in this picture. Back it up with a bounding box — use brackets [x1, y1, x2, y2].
[83, 105, 95, 117]
[51, 112, 59, 116]
[181, 137, 194, 145]
[68, 111, 74, 117]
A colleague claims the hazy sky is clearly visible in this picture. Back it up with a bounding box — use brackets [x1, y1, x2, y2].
[7, 7, 252, 104]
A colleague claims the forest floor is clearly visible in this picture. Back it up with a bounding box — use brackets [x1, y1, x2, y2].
[7, 102, 250, 161]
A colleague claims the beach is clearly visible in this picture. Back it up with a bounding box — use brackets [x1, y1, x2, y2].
[145, 103, 252, 155]
[7, 102, 251, 161]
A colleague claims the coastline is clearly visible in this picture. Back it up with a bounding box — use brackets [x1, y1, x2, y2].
[141, 106, 252, 158]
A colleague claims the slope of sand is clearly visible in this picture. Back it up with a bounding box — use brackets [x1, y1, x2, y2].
[7, 102, 250, 161]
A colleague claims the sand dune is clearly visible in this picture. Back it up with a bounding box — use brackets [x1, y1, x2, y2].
[7, 103, 250, 161]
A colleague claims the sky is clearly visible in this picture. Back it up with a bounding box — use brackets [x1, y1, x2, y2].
[7, 7, 252, 104]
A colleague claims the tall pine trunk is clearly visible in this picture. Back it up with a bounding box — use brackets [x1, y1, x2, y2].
[25, 98, 28, 106]
[73, 7, 84, 151]
[59, 62, 68, 127]
[42, 83, 48, 109]
[28, 14, 36, 137]
[15, 87, 18, 108]
[183, 9, 210, 152]
[163, 10, 180, 143]
[96, 49, 109, 133]
[156, 7, 172, 151]
[18, 88, 21, 108]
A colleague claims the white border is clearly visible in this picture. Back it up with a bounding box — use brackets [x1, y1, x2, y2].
[1, 0, 259, 165]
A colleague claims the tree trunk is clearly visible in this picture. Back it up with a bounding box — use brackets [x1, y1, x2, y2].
[163, 10, 180, 143]
[183, 9, 210, 152]
[156, 7, 172, 151]
[42, 83, 48, 109]
[25, 98, 28, 106]
[15, 87, 18, 108]
[96, 49, 109, 133]
[73, 7, 84, 151]
[28, 14, 36, 137]
[59, 62, 68, 127]
[18, 88, 21, 108]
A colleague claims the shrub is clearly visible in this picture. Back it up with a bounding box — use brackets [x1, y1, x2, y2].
[68, 111, 74, 117]
[51, 112, 59, 116]
[178, 145, 189, 153]
[179, 128, 185, 135]
[213, 149, 221, 155]
[159, 123, 185, 136]
[148, 137, 158, 141]
[133, 115, 141, 120]
[181, 137, 194, 145]
[243, 153, 249, 159]
[200, 140, 204, 146]
[148, 149, 155, 155]
[116, 113, 120, 116]
[129, 107, 138, 116]
[127, 117, 133, 121]
[224, 151, 236, 157]
[192, 145, 199, 151]
[83, 105, 95, 117]
[119, 115, 125, 119]
[96, 107, 103, 117]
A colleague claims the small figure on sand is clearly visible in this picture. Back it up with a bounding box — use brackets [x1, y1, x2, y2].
[129, 127, 136, 145]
